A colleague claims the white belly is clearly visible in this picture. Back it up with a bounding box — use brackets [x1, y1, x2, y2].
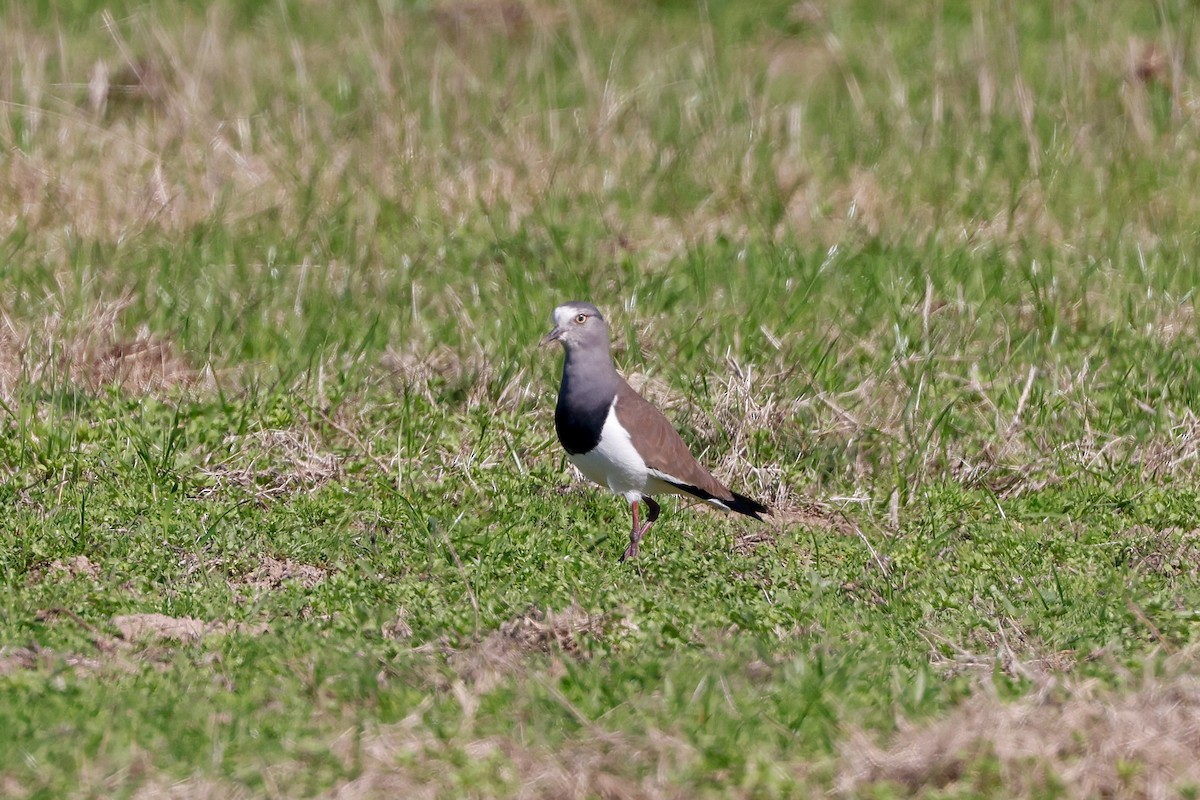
[568, 403, 664, 503]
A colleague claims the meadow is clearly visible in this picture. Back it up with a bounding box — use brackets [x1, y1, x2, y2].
[3, 0, 1200, 796]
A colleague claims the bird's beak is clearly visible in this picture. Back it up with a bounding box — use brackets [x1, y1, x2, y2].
[540, 326, 564, 347]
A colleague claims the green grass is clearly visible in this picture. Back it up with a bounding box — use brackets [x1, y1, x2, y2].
[3, 0, 1200, 797]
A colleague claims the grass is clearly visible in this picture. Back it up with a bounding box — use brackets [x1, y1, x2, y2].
[3, 0, 1200, 796]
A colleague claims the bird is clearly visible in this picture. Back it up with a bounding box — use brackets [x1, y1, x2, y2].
[542, 301, 769, 561]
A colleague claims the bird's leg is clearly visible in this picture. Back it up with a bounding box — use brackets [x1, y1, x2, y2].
[641, 497, 661, 530]
[620, 497, 661, 562]
[620, 500, 641, 562]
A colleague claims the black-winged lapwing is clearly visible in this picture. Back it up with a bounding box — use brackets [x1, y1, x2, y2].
[543, 301, 769, 561]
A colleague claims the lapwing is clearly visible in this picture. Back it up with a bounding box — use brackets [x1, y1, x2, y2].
[543, 301, 769, 561]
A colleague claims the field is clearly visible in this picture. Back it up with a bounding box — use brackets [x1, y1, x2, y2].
[3, 0, 1200, 796]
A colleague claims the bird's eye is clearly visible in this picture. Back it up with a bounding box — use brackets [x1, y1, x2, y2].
[574, 313, 587, 324]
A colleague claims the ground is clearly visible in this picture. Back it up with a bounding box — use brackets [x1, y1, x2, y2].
[3, 0, 1200, 797]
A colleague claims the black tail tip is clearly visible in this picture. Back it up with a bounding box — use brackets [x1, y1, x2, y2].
[730, 491, 769, 521]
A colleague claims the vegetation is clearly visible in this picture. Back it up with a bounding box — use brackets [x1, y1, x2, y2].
[2, 0, 1200, 796]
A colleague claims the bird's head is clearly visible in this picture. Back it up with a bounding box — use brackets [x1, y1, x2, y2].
[541, 301, 610, 352]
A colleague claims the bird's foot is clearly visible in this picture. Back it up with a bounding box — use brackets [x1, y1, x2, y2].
[620, 518, 655, 562]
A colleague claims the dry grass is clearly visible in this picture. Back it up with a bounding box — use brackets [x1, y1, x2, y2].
[1116, 525, 1200, 583]
[922, 619, 1086, 684]
[25, 659, 1200, 799]
[321, 770, 436, 800]
[235, 555, 327, 592]
[380, 346, 539, 414]
[494, 736, 693, 800]
[0, 300, 199, 399]
[0, 645, 111, 677]
[737, 500, 863, 557]
[451, 604, 611, 694]
[838, 669, 1200, 799]
[199, 429, 341, 499]
[0, 610, 267, 681]
[131, 778, 255, 800]
[37, 555, 102, 582]
[4, 0, 1195, 273]
[61, 711, 698, 800]
[325, 711, 695, 800]
[111, 613, 268, 643]
[13, 760, 254, 800]
[0, 10, 300, 245]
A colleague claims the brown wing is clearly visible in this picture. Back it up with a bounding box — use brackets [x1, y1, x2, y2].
[612, 379, 735, 502]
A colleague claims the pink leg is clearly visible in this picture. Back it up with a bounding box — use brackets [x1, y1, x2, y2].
[620, 497, 661, 562]
[620, 501, 641, 562]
